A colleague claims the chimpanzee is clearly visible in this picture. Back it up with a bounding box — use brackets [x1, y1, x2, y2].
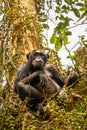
[14, 50, 77, 111]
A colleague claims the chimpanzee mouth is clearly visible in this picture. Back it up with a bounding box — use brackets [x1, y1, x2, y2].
[33, 62, 44, 68]
[31, 59, 45, 69]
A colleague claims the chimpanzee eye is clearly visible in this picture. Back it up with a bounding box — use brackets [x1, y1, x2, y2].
[34, 52, 45, 57]
[40, 53, 46, 59]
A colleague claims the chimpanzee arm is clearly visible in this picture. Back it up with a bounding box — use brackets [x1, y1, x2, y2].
[14, 63, 29, 93]
[14, 63, 44, 102]
[21, 71, 47, 90]
[45, 65, 65, 87]
[14, 63, 41, 87]
[20, 71, 42, 84]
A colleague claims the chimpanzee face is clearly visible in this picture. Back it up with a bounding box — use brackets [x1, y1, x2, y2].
[26, 50, 49, 69]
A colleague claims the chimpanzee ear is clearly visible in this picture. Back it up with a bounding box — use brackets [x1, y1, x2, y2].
[26, 53, 31, 60]
[47, 53, 49, 59]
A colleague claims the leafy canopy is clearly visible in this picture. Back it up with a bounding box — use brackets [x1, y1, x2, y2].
[36, 0, 87, 51]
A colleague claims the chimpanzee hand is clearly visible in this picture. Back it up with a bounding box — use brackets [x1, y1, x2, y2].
[38, 71, 47, 90]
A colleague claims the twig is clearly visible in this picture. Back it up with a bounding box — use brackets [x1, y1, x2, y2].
[68, 22, 87, 29]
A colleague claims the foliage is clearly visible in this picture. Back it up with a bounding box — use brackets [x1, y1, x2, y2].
[36, 0, 87, 45]
[0, 74, 87, 130]
[36, 0, 87, 64]
[0, 0, 87, 130]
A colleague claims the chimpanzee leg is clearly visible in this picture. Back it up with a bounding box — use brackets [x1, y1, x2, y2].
[17, 82, 44, 102]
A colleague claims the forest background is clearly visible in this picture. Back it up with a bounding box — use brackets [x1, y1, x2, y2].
[0, 0, 87, 130]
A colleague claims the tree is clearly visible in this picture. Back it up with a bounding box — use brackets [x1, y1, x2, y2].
[0, 0, 42, 84]
[0, 0, 42, 129]
[0, 0, 87, 130]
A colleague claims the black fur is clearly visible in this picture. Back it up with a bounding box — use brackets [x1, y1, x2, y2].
[14, 50, 77, 111]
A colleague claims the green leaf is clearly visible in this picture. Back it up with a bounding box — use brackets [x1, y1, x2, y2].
[55, 22, 65, 32]
[51, 102, 56, 108]
[67, 55, 74, 59]
[72, 8, 80, 18]
[80, 7, 87, 11]
[82, 11, 87, 18]
[64, 0, 73, 5]
[55, 40, 62, 51]
[50, 34, 57, 44]
[76, 3, 84, 7]
[76, 105, 82, 113]
[62, 5, 69, 11]
[84, 44, 87, 47]
[63, 37, 68, 45]
[59, 14, 65, 21]
[55, 6, 60, 13]
[65, 31, 72, 36]
[42, 24, 49, 29]
[40, 18, 47, 22]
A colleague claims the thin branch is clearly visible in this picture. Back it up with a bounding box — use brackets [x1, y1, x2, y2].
[68, 22, 87, 29]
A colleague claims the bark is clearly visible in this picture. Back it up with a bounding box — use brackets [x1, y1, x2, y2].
[11, 0, 41, 55]
[4, 0, 41, 81]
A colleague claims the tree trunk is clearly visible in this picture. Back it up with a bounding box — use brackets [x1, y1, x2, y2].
[11, 0, 41, 56]
[4, 0, 41, 81]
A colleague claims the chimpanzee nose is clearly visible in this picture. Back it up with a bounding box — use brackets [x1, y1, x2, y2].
[37, 58, 42, 62]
